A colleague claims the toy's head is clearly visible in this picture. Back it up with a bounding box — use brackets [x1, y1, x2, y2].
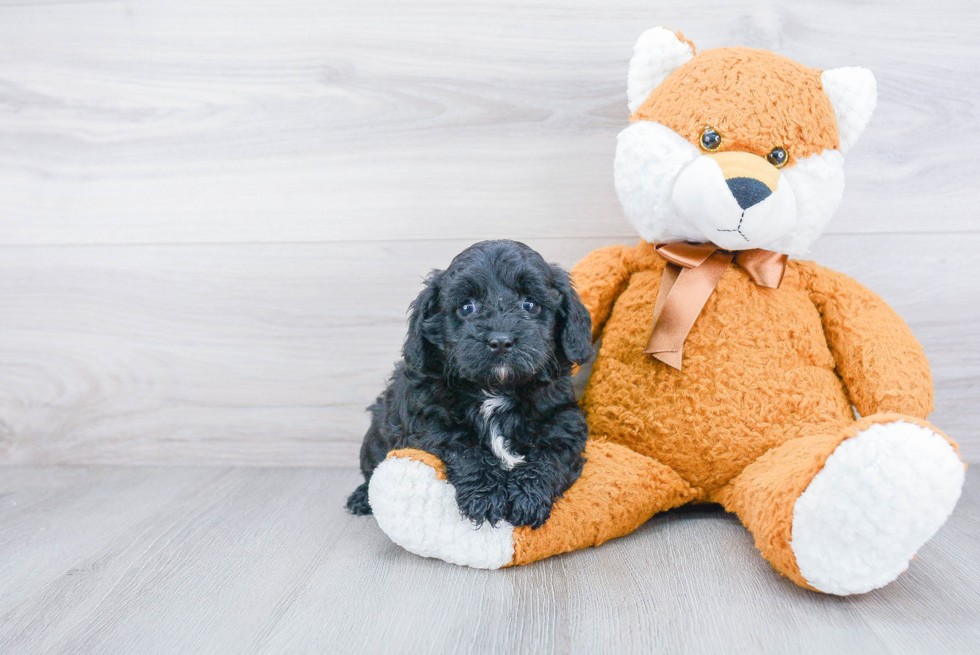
[614, 28, 876, 255]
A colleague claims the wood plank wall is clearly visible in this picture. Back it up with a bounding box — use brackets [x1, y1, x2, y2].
[1, 0, 977, 465]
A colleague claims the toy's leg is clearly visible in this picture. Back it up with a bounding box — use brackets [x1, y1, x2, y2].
[713, 413, 965, 595]
[510, 439, 697, 565]
[368, 440, 696, 569]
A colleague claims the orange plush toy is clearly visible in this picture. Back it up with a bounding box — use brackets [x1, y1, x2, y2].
[366, 28, 965, 594]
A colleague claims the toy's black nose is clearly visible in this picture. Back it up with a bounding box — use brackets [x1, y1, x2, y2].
[726, 177, 772, 210]
[487, 332, 514, 354]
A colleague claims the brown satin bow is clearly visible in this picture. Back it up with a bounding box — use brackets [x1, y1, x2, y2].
[644, 242, 788, 370]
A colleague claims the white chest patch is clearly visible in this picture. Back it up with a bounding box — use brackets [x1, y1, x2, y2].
[480, 394, 525, 470]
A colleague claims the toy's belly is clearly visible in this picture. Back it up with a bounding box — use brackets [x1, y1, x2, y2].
[581, 266, 853, 494]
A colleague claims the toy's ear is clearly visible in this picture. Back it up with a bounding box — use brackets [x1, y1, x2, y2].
[551, 265, 594, 369]
[821, 67, 877, 153]
[403, 270, 445, 372]
[627, 27, 696, 114]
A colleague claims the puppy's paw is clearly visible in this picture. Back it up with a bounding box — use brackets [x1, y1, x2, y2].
[506, 482, 556, 529]
[346, 481, 372, 515]
[455, 483, 510, 527]
[505, 500, 553, 529]
[445, 454, 510, 526]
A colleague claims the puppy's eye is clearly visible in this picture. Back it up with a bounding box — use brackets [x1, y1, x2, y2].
[767, 147, 788, 168]
[458, 300, 477, 317]
[521, 299, 541, 316]
[700, 126, 722, 151]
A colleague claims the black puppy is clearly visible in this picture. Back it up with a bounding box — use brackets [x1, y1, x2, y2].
[345, 240, 593, 529]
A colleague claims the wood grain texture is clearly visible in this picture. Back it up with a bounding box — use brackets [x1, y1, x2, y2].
[0, 0, 978, 245]
[0, 0, 978, 466]
[1, 233, 977, 466]
[0, 233, 973, 466]
[0, 466, 977, 654]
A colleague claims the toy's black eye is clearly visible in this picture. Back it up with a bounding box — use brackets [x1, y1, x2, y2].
[767, 147, 788, 168]
[458, 300, 477, 317]
[700, 126, 722, 151]
[521, 298, 541, 316]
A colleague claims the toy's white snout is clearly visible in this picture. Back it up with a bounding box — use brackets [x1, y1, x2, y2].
[671, 152, 797, 251]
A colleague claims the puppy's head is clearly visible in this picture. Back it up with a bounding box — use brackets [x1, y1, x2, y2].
[403, 240, 593, 388]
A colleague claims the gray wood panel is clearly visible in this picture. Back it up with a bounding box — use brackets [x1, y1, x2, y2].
[0, 233, 977, 466]
[0, 466, 977, 654]
[0, 0, 978, 246]
[0, 0, 978, 467]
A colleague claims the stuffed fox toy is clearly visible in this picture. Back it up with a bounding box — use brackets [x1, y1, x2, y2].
[364, 28, 965, 595]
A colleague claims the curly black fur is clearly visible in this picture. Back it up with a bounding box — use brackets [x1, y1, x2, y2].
[345, 240, 593, 529]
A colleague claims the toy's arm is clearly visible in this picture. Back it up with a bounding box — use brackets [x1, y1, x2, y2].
[570, 245, 633, 341]
[800, 261, 933, 419]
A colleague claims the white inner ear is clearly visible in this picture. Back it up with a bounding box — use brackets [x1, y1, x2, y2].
[821, 67, 877, 153]
[627, 27, 695, 113]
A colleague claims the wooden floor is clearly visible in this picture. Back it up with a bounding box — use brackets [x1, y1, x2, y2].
[0, 466, 977, 654]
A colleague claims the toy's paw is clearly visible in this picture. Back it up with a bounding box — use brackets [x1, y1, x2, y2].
[368, 449, 516, 569]
[791, 420, 965, 595]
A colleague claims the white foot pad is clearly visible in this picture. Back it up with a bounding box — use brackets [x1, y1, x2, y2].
[368, 456, 515, 569]
[792, 421, 964, 595]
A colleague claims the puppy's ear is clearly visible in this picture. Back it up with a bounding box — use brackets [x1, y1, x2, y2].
[403, 270, 444, 371]
[551, 265, 594, 367]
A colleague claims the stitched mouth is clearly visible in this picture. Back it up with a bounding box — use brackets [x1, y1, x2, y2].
[717, 211, 750, 242]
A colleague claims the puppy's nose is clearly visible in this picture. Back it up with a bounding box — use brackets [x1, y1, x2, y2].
[726, 177, 772, 210]
[487, 332, 514, 354]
